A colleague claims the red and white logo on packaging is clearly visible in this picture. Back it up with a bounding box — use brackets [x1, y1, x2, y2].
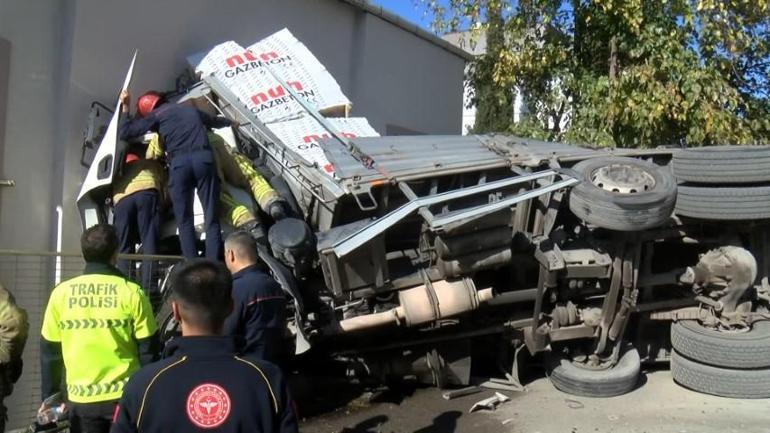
[186, 383, 231, 429]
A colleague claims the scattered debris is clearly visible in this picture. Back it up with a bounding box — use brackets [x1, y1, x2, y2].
[502, 418, 514, 425]
[442, 386, 482, 400]
[474, 377, 526, 392]
[469, 392, 511, 413]
[564, 398, 584, 409]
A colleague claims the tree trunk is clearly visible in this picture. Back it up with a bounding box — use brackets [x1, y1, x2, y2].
[609, 35, 621, 146]
[609, 35, 618, 82]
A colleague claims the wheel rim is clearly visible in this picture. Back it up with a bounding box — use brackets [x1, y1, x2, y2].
[590, 164, 656, 194]
[695, 319, 751, 334]
[569, 357, 615, 371]
[160, 310, 180, 342]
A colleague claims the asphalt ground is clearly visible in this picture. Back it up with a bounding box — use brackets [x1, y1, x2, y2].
[298, 368, 770, 433]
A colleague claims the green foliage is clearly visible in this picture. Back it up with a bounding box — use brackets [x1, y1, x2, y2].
[419, 0, 770, 147]
[467, 1, 514, 133]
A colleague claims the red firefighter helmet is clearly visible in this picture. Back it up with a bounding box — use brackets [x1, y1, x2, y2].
[125, 152, 140, 164]
[136, 91, 162, 117]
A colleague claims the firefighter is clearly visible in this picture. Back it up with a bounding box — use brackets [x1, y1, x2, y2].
[209, 132, 288, 242]
[222, 231, 287, 363]
[119, 90, 232, 260]
[112, 134, 164, 294]
[111, 259, 297, 433]
[40, 224, 159, 433]
[0, 282, 28, 432]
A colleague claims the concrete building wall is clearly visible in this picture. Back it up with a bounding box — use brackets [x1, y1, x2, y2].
[0, 1, 67, 251]
[0, 0, 466, 254]
[0, 2, 464, 427]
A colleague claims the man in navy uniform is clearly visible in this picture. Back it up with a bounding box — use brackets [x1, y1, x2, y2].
[119, 90, 232, 260]
[222, 232, 286, 363]
[111, 259, 297, 433]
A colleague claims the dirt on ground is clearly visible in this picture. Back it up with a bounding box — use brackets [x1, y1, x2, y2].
[299, 368, 770, 433]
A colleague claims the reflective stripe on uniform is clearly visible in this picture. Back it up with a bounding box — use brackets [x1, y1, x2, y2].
[58, 318, 133, 330]
[209, 132, 278, 212]
[68, 378, 128, 398]
[220, 191, 255, 227]
[41, 269, 157, 403]
[232, 151, 279, 210]
[112, 160, 164, 205]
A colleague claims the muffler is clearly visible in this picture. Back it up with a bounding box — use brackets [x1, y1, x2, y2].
[337, 277, 494, 332]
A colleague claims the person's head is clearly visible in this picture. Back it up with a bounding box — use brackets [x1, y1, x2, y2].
[170, 259, 233, 336]
[224, 231, 259, 273]
[81, 224, 119, 265]
[136, 91, 164, 117]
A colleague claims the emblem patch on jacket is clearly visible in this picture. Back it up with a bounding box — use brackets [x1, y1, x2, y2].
[187, 383, 231, 428]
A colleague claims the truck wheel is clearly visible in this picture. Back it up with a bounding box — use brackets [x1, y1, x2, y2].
[568, 157, 676, 231]
[673, 146, 770, 184]
[671, 350, 770, 398]
[549, 347, 641, 397]
[671, 320, 770, 369]
[156, 295, 179, 344]
[675, 185, 770, 220]
[154, 264, 180, 344]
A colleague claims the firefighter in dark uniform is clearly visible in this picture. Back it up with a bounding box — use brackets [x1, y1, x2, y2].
[111, 259, 297, 433]
[119, 90, 232, 260]
[112, 134, 164, 293]
[222, 232, 286, 364]
[40, 224, 158, 433]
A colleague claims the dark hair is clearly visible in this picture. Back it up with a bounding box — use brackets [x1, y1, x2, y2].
[224, 231, 259, 263]
[81, 224, 119, 263]
[170, 259, 232, 331]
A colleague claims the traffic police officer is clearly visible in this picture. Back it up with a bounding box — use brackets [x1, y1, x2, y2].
[40, 224, 159, 433]
[119, 90, 232, 260]
[111, 259, 297, 433]
[112, 134, 164, 293]
[222, 231, 287, 363]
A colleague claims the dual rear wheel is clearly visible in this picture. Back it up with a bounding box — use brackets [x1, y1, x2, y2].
[670, 320, 770, 398]
[548, 321, 770, 398]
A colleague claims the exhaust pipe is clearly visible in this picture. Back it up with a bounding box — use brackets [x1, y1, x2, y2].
[337, 278, 494, 333]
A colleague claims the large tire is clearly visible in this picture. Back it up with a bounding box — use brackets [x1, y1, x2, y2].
[549, 347, 641, 397]
[155, 295, 179, 344]
[154, 264, 179, 344]
[673, 146, 770, 184]
[671, 320, 770, 369]
[675, 185, 770, 220]
[568, 157, 677, 231]
[671, 350, 770, 398]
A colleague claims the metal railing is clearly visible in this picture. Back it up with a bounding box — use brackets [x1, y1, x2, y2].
[0, 250, 182, 431]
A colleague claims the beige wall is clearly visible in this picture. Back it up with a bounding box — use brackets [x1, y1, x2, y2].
[0, 1, 68, 251]
[0, 2, 463, 427]
[0, 0, 464, 253]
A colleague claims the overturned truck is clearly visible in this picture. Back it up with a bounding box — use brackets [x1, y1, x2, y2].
[78, 53, 770, 401]
[192, 77, 770, 399]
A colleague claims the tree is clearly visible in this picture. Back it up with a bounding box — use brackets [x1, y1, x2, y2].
[420, 0, 770, 147]
[466, 1, 514, 133]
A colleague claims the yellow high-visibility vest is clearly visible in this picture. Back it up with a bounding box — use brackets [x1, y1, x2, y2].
[41, 266, 157, 403]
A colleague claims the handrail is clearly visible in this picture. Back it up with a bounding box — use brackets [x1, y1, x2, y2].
[0, 250, 183, 260]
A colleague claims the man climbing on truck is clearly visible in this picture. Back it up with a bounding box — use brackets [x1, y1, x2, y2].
[119, 90, 230, 259]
